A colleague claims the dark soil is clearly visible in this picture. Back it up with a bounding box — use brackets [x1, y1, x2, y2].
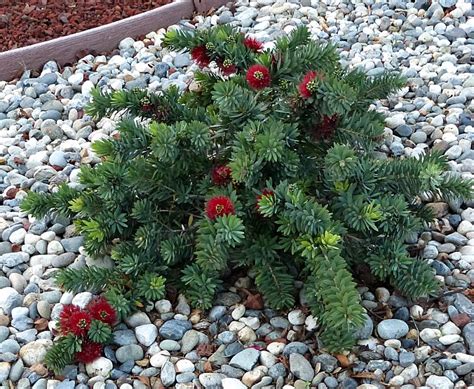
[0, 0, 172, 52]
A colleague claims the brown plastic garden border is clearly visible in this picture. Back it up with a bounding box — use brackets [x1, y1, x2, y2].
[0, 0, 229, 82]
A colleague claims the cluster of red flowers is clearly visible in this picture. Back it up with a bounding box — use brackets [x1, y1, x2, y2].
[244, 36, 264, 52]
[246, 64, 271, 90]
[191, 46, 211, 68]
[59, 297, 117, 364]
[211, 165, 232, 186]
[314, 115, 339, 139]
[206, 196, 235, 220]
[298, 70, 322, 99]
[217, 58, 237, 76]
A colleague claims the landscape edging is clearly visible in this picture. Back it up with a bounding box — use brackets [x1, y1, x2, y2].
[0, 0, 228, 81]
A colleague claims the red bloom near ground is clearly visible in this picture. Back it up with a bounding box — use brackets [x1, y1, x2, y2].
[256, 189, 274, 211]
[314, 115, 339, 139]
[67, 310, 92, 337]
[75, 341, 103, 364]
[191, 46, 211, 67]
[246, 64, 271, 90]
[211, 165, 232, 186]
[299, 71, 321, 98]
[59, 305, 81, 335]
[206, 196, 235, 220]
[87, 297, 117, 326]
[218, 59, 237, 76]
[244, 37, 264, 52]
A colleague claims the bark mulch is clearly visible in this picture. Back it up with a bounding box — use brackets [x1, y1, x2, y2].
[0, 0, 172, 52]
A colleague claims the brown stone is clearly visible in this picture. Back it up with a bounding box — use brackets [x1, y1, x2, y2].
[452, 313, 471, 328]
[426, 202, 449, 218]
[0, 315, 10, 326]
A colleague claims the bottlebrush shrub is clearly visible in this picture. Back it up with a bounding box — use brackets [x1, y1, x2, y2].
[22, 26, 472, 351]
[45, 297, 116, 373]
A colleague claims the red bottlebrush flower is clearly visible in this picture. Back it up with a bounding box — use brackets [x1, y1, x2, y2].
[140, 97, 153, 113]
[256, 188, 274, 211]
[59, 304, 81, 335]
[246, 64, 271, 90]
[298, 71, 321, 99]
[244, 36, 264, 52]
[211, 165, 232, 186]
[218, 58, 237, 76]
[67, 310, 92, 337]
[314, 115, 339, 139]
[206, 196, 235, 220]
[75, 341, 103, 364]
[191, 45, 211, 68]
[87, 297, 117, 326]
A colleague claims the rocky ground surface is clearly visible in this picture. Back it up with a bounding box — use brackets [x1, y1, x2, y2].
[0, 0, 473, 388]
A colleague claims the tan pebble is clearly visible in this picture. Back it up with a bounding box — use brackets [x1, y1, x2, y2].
[136, 358, 149, 367]
[190, 310, 201, 324]
[407, 329, 418, 339]
[0, 315, 10, 326]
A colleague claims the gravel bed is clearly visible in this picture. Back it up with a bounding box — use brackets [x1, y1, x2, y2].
[0, 0, 473, 388]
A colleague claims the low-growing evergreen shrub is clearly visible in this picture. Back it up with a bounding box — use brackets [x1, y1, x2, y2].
[22, 26, 472, 352]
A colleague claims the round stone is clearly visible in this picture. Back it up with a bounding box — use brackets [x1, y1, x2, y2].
[135, 324, 157, 347]
[377, 320, 409, 339]
[19, 340, 53, 366]
[176, 359, 195, 373]
[115, 345, 144, 363]
[288, 310, 306, 325]
[85, 357, 113, 378]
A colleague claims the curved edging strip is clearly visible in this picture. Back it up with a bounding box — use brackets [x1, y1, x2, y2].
[0, 0, 229, 82]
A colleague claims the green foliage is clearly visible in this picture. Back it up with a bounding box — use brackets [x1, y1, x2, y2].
[88, 320, 113, 344]
[44, 334, 81, 374]
[22, 25, 473, 353]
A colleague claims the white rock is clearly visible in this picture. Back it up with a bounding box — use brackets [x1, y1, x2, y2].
[288, 309, 305, 325]
[400, 363, 418, 383]
[0, 287, 22, 315]
[410, 305, 423, 320]
[222, 378, 247, 389]
[267, 342, 285, 355]
[68, 73, 84, 85]
[9, 228, 26, 244]
[229, 321, 246, 332]
[260, 351, 277, 368]
[440, 322, 461, 336]
[238, 326, 256, 343]
[135, 324, 158, 347]
[109, 55, 127, 66]
[455, 353, 474, 363]
[231, 304, 246, 320]
[40, 231, 56, 242]
[386, 114, 405, 128]
[239, 316, 260, 330]
[420, 328, 441, 342]
[19, 340, 52, 366]
[71, 292, 93, 308]
[439, 334, 461, 345]
[150, 351, 170, 368]
[426, 375, 454, 389]
[155, 300, 172, 313]
[82, 81, 95, 97]
[86, 357, 113, 378]
[47, 240, 64, 255]
[119, 37, 135, 50]
[305, 315, 318, 331]
[176, 359, 195, 373]
[458, 220, 474, 235]
[389, 375, 404, 386]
